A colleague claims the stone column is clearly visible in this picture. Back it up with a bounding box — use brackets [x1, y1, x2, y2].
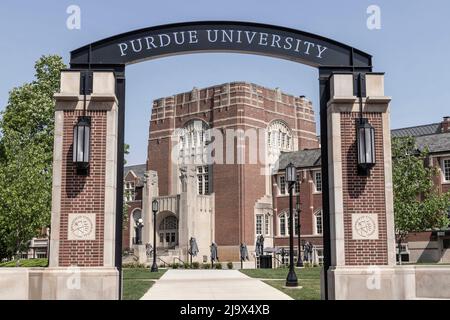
[142, 170, 158, 247]
[325, 73, 398, 299]
[45, 70, 119, 299]
[178, 165, 197, 260]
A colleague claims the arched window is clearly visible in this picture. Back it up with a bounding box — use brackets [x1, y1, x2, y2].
[177, 120, 209, 165]
[159, 216, 178, 230]
[314, 210, 323, 235]
[267, 120, 293, 152]
[279, 212, 288, 236]
[278, 211, 299, 236]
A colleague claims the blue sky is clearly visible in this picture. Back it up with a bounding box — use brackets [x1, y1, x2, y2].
[0, 0, 449, 165]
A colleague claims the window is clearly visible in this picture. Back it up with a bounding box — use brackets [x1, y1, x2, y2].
[443, 239, 450, 249]
[295, 173, 300, 193]
[279, 213, 287, 236]
[294, 214, 299, 236]
[178, 120, 209, 165]
[264, 214, 270, 236]
[256, 214, 270, 236]
[197, 165, 210, 195]
[159, 216, 178, 230]
[256, 215, 263, 235]
[124, 181, 135, 202]
[314, 171, 322, 193]
[279, 176, 286, 195]
[314, 210, 323, 235]
[267, 120, 293, 152]
[443, 159, 450, 182]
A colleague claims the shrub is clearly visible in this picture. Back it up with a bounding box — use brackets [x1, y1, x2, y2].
[227, 262, 233, 270]
[183, 262, 190, 269]
[122, 262, 147, 269]
[171, 263, 180, 269]
[192, 262, 200, 269]
[214, 263, 222, 269]
[202, 263, 211, 269]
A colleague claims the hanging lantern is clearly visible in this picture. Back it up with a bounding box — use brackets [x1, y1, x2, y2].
[73, 116, 91, 173]
[356, 118, 376, 171]
[285, 162, 297, 183]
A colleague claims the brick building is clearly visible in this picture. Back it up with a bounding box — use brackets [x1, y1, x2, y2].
[123, 82, 450, 265]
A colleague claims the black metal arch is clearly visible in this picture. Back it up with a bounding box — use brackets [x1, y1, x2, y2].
[70, 21, 372, 70]
[67, 21, 375, 300]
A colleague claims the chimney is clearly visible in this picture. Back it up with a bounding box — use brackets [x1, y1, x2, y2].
[442, 117, 450, 133]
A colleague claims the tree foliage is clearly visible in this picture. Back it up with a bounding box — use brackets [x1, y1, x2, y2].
[0, 55, 66, 259]
[392, 136, 450, 240]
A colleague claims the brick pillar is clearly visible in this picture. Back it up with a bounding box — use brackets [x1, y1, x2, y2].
[46, 70, 119, 299]
[325, 73, 400, 299]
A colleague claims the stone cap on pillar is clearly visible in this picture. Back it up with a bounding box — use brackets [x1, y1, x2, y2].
[328, 72, 391, 111]
[54, 70, 118, 109]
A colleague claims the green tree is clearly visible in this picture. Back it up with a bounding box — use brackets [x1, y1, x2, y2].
[0, 55, 66, 260]
[392, 136, 450, 263]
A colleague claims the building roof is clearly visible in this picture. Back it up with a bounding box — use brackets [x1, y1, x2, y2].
[415, 132, 450, 154]
[276, 149, 322, 172]
[124, 164, 147, 181]
[391, 123, 442, 138]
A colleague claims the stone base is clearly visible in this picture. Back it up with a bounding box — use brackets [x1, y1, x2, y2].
[324, 265, 450, 300]
[0, 267, 119, 300]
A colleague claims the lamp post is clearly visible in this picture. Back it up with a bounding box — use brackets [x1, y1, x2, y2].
[285, 163, 298, 287]
[151, 199, 159, 272]
[72, 116, 91, 175]
[296, 195, 303, 267]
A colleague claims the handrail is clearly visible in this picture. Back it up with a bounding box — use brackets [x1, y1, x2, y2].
[173, 257, 186, 265]
[157, 257, 169, 267]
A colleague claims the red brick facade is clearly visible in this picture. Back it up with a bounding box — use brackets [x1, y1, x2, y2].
[147, 82, 319, 250]
[341, 113, 388, 266]
[59, 110, 106, 267]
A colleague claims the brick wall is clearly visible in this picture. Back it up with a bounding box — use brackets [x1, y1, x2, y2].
[59, 110, 106, 267]
[341, 112, 388, 266]
[147, 82, 319, 251]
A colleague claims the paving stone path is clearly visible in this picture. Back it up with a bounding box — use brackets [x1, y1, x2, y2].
[140, 269, 292, 300]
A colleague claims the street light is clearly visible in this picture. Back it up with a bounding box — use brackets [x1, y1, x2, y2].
[73, 116, 91, 175]
[285, 163, 298, 287]
[151, 199, 159, 272]
[136, 218, 144, 245]
[296, 195, 303, 267]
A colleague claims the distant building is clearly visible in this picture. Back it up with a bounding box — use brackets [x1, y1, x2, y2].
[391, 117, 450, 263]
[122, 81, 450, 265]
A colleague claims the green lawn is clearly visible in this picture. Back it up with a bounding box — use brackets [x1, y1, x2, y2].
[0, 258, 48, 267]
[122, 268, 167, 300]
[240, 267, 322, 300]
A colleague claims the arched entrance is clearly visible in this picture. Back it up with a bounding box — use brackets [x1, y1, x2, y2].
[158, 215, 178, 249]
[49, 21, 400, 300]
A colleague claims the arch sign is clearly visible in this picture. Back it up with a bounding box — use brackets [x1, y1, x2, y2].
[70, 21, 372, 68]
[46, 21, 404, 301]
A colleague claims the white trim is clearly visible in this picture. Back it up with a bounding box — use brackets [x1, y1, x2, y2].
[103, 98, 118, 267]
[313, 209, 323, 236]
[441, 157, 450, 183]
[49, 111, 64, 267]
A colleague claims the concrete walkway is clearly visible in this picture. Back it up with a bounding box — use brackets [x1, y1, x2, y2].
[140, 269, 293, 300]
